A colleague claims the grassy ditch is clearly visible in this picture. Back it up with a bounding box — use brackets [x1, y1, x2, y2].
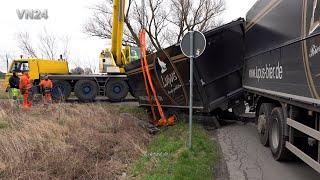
[131, 123, 218, 180]
[117, 104, 149, 120]
[0, 102, 151, 179]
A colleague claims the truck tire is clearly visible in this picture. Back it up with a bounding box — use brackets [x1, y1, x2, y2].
[74, 80, 98, 102]
[269, 107, 291, 161]
[105, 79, 129, 102]
[52, 80, 72, 101]
[257, 103, 275, 146]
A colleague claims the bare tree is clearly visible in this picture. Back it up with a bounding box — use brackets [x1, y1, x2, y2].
[17, 32, 38, 58]
[83, 0, 225, 50]
[38, 29, 57, 59]
[87, 58, 98, 73]
[84, 0, 140, 46]
[83, 0, 113, 39]
[132, 0, 170, 50]
[59, 36, 71, 60]
[17, 29, 71, 60]
[0, 52, 12, 72]
[169, 0, 225, 43]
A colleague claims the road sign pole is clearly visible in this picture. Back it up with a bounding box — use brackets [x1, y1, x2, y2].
[180, 30, 206, 149]
[189, 31, 194, 149]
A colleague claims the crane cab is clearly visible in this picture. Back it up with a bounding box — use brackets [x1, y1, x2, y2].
[99, 46, 141, 74]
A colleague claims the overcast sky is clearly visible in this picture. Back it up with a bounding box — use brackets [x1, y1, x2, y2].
[0, 0, 257, 72]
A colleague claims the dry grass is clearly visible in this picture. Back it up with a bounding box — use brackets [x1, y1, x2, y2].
[0, 102, 150, 179]
[0, 80, 8, 99]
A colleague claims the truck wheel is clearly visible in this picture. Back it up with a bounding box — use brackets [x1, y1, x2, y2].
[52, 80, 72, 101]
[269, 107, 291, 161]
[105, 79, 129, 102]
[257, 103, 275, 146]
[74, 80, 98, 102]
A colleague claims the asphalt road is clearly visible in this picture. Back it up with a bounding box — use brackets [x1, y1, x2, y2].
[216, 121, 320, 180]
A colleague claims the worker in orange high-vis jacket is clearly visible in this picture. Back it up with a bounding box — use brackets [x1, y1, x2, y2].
[19, 70, 32, 108]
[39, 75, 53, 105]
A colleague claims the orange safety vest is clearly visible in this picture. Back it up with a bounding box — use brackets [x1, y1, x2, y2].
[39, 79, 53, 89]
[19, 74, 31, 94]
[40, 79, 53, 94]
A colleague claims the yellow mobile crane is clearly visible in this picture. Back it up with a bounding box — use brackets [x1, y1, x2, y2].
[99, 0, 140, 74]
[4, 0, 140, 102]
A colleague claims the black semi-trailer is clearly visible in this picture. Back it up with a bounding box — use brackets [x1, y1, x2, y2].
[125, 19, 246, 115]
[244, 0, 320, 173]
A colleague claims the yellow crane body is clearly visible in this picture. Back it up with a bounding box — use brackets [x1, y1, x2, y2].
[99, 0, 141, 74]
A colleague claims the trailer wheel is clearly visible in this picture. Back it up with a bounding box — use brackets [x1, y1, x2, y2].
[52, 80, 72, 101]
[269, 107, 291, 161]
[257, 103, 275, 146]
[105, 79, 129, 102]
[74, 80, 98, 102]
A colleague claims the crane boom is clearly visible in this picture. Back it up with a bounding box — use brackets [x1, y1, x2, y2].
[99, 0, 140, 74]
[111, 0, 125, 66]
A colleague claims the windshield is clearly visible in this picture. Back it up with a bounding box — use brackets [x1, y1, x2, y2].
[10, 61, 29, 73]
[130, 47, 141, 62]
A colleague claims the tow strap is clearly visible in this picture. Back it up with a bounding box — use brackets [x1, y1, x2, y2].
[139, 30, 175, 126]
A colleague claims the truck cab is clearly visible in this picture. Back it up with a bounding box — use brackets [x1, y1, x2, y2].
[4, 58, 69, 89]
